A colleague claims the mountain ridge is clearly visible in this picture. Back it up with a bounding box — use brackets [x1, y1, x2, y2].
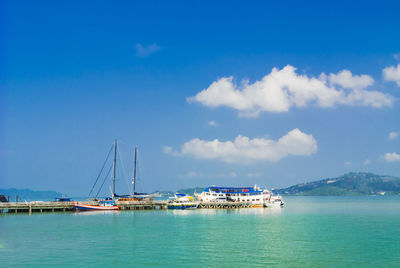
[275, 172, 400, 196]
[3, 172, 400, 200]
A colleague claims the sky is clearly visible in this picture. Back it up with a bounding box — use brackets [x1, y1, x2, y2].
[1, 0, 400, 196]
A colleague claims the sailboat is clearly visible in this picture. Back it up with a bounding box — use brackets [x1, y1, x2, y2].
[114, 146, 152, 202]
[75, 139, 149, 211]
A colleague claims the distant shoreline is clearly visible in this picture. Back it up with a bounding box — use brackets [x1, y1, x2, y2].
[2, 172, 399, 201]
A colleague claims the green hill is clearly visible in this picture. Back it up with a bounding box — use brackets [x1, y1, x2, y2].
[0, 188, 62, 201]
[153, 187, 205, 197]
[276, 172, 400, 196]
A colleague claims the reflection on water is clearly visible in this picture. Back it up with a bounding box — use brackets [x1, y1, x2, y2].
[73, 210, 121, 216]
[169, 207, 284, 216]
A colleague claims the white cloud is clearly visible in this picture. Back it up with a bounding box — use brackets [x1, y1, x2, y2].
[215, 172, 238, 178]
[186, 171, 197, 178]
[364, 159, 371, 165]
[388, 131, 399, 140]
[247, 172, 262, 178]
[383, 152, 400, 162]
[229, 172, 237, 178]
[344, 161, 352, 166]
[328, 70, 374, 89]
[383, 64, 400, 86]
[188, 65, 393, 117]
[163, 146, 180, 157]
[135, 43, 161, 57]
[178, 171, 199, 179]
[393, 52, 400, 61]
[164, 128, 317, 164]
[208, 120, 218, 126]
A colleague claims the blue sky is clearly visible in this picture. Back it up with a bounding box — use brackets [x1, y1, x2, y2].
[1, 0, 400, 196]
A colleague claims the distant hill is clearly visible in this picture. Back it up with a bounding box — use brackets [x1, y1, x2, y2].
[275, 172, 400, 196]
[153, 187, 205, 197]
[0, 188, 62, 201]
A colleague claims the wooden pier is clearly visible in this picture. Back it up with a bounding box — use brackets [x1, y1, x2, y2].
[0, 201, 75, 214]
[117, 200, 168, 210]
[0, 200, 261, 214]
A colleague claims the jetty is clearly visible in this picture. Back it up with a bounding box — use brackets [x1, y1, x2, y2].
[0, 200, 259, 214]
[0, 201, 76, 214]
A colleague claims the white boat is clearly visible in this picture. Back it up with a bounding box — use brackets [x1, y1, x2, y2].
[167, 194, 198, 210]
[195, 185, 284, 208]
[74, 199, 119, 211]
[267, 194, 285, 207]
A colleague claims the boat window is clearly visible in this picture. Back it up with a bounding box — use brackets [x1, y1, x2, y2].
[212, 194, 217, 196]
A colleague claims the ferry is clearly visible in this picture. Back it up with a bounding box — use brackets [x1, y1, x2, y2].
[74, 199, 119, 211]
[195, 185, 284, 208]
[167, 194, 198, 209]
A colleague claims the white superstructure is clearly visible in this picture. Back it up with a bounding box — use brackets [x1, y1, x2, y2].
[195, 185, 284, 208]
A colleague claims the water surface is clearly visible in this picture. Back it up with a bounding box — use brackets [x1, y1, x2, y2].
[1, 196, 399, 267]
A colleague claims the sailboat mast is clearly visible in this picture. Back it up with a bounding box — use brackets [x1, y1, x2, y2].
[133, 147, 137, 195]
[112, 139, 117, 198]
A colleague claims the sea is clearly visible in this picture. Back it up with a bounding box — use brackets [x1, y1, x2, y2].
[1, 196, 400, 267]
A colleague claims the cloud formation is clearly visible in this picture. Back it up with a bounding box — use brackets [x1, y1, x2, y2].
[383, 152, 400, 162]
[188, 65, 393, 117]
[135, 43, 161, 57]
[388, 131, 399, 140]
[208, 120, 218, 126]
[383, 64, 400, 86]
[164, 128, 317, 164]
[246, 172, 262, 177]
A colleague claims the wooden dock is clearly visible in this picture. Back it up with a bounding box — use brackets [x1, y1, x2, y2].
[117, 200, 168, 210]
[0, 200, 260, 214]
[0, 201, 75, 214]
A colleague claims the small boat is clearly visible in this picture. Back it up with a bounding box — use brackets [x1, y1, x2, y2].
[55, 197, 72, 202]
[167, 194, 198, 210]
[74, 199, 119, 211]
[267, 194, 285, 207]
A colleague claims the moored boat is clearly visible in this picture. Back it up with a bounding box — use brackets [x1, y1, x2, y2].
[167, 194, 198, 209]
[82, 140, 151, 211]
[74, 199, 119, 211]
[195, 185, 284, 208]
[267, 194, 285, 207]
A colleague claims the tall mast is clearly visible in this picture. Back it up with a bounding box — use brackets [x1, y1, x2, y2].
[133, 147, 137, 195]
[112, 139, 117, 198]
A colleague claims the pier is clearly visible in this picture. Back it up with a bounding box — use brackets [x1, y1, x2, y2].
[0, 200, 262, 214]
[0, 201, 76, 214]
[197, 202, 253, 209]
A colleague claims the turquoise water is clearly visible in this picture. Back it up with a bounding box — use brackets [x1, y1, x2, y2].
[1, 196, 400, 267]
